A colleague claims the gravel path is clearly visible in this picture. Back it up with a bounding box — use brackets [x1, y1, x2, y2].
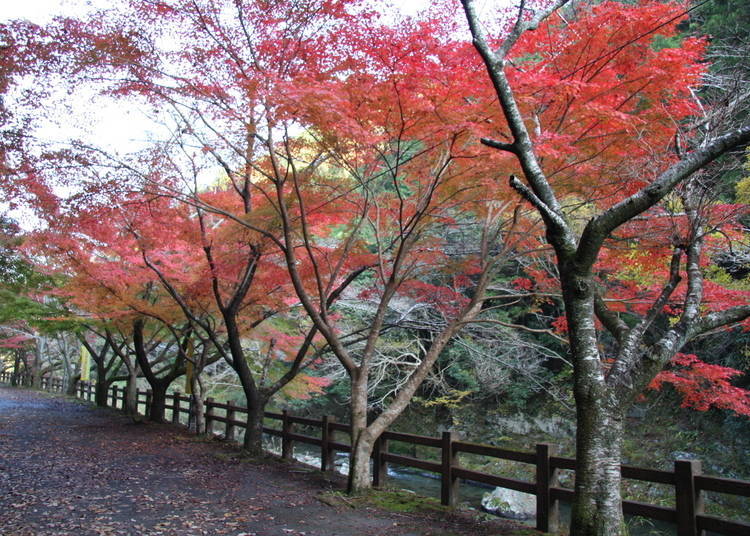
[0, 387, 534, 536]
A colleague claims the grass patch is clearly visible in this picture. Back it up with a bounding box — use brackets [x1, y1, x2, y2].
[318, 489, 451, 513]
[173, 434, 217, 444]
[318, 488, 448, 514]
[367, 489, 449, 513]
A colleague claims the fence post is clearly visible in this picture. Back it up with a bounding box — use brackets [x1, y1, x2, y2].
[110, 384, 116, 408]
[321, 415, 335, 471]
[226, 401, 237, 442]
[373, 433, 389, 488]
[676, 459, 704, 536]
[282, 410, 293, 460]
[440, 431, 459, 507]
[535, 443, 559, 532]
[172, 391, 181, 425]
[78, 381, 84, 399]
[145, 389, 153, 416]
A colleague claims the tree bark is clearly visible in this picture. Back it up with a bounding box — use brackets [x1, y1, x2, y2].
[94, 366, 110, 407]
[243, 395, 266, 455]
[222, 313, 267, 453]
[347, 372, 372, 493]
[31, 340, 44, 389]
[570, 392, 626, 535]
[11, 353, 21, 387]
[148, 382, 168, 422]
[189, 394, 205, 434]
[125, 367, 138, 416]
[188, 372, 205, 434]
[66, 372, 81, 396]
[348, 429, 375, 493]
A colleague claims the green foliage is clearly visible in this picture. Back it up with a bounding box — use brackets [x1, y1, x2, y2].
[420, 389, 473, 409]
[0, 218, 46, 293]
[690, 0, 750, 47]
[651, 33, 683, 50]
[0, 217, 78, 334]
[734, 150, 750, 203]
[705, 264, 750, 291]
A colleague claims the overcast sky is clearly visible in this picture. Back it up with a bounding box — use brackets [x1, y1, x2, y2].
[2, 0, 96, 23]
[2, 0, 438, 23]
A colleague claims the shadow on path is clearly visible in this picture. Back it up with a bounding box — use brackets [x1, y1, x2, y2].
[0, 387, 531, 536]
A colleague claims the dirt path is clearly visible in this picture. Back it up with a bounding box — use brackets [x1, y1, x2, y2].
[0, 387, 536, 536]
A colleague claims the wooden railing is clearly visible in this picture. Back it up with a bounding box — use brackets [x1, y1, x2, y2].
[2, 370, 748, 536]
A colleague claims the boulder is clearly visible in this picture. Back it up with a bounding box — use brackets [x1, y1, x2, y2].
[481, 486, 536, 521]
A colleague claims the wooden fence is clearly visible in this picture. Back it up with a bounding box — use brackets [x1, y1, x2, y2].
[2, 371, 749, 536]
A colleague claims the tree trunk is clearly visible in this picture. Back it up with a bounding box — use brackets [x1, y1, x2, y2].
[348, 429, 375, 493]
[148, 383, 168, 422]
[188, 373, 205, 434]
[243, 395, 266, 456]
[31, 342, 43, 389]
[347, 374, 372, 493]
[125, 368, 138, 416]
[11, 353, 20, 387]
[222, 314, 266, 455]
[66, 373, 81, 396]
[132, 319, 183, 422]
[189, 394, 205, 434]
[570, 396, 626, 536]
[94, 367, 109, 407]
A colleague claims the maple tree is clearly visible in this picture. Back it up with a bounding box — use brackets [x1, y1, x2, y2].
[28, 209, 183, 419]
[459, 0, 750, 533]
[123, 188, 333, 447]
[254, 23, 533, 490]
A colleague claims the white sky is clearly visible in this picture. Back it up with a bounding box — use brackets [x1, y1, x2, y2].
[2, 0, 436, 23]
[2, 0, 96, 23]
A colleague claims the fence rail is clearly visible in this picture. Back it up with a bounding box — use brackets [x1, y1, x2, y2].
[2, 371, 748, 536]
